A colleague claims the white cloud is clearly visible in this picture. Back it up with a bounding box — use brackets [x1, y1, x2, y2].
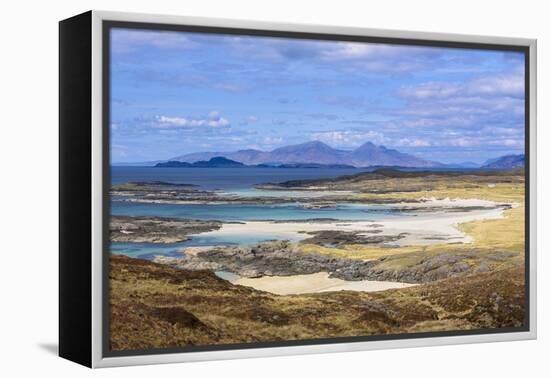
[263, 136, 283, 144]
[487, 138, 523, 147]
[470, 75, 524, 97]
[399, 73, 524, 100]
[482, 126, 523, 136]
[154, 112, 230, 129]
[397, 138, 431, 147]
[393, 72, 525, 151]
[423, 135, 524, 148]
[311, 130, 386, 147]
[399, 82, 462, 100]
[158, 129, 179, 135]
[360, 61, 429, 74]
[399, 115, 477, 128]
[223, 37, 441, 75]
[445, 137, 476, 147]
[319, 43, 438, 73]
[321, 43, 428, 61]
[321, 43, 391, 60]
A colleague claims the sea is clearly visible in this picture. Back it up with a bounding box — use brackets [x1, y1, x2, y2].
[110, 166, 373, 189]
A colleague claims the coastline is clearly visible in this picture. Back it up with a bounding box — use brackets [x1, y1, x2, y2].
[108, 167, 526, 351]
[192, 198, 512, 248]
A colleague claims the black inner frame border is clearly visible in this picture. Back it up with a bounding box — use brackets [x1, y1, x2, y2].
[102, 19, 531, 358]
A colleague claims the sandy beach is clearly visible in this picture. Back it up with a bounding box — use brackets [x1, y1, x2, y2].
[235, 272, 416, 295]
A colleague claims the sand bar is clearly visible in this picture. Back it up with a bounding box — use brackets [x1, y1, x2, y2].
[194, 198, 511, 247]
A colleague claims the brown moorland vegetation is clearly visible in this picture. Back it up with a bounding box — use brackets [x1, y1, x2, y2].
[110, 255, 524, 351]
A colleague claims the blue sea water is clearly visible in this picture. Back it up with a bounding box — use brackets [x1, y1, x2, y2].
[110, 166, 400, 259]
[110, 166, 371, 190]
[111, 201, 393, 222]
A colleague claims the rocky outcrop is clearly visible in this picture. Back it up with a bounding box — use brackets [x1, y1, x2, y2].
[299, 230, 406, 248]
[110, 216, 221, 243]
[155, 240, 369, 278]
[331, 250, 518, 283]
[111, 181, 220, 204]
[153, 240, 518, 283]
[299, 202, 337, 209]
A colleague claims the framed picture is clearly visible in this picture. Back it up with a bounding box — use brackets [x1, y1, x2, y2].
[59, 10, 537, 368]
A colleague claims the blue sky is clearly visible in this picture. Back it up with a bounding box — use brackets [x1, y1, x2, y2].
[110, 28, 525, 164]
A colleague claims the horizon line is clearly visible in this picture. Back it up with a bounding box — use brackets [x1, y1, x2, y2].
[111, 139, 524, 165]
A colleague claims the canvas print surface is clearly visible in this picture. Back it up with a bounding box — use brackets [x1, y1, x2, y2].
[107, 26, 527, 354]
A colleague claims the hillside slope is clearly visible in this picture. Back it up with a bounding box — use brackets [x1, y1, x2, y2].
[110, 255, 525, 351]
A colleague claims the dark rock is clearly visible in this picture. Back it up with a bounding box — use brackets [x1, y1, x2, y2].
[300, 230, 407, 248]
[110, 216, 221, 243]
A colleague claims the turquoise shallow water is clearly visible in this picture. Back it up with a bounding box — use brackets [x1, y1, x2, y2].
[111, 201, 395, 222]
[110, 202, 401, 259]
[110, 236, 238, 259]
[111, 242, 190, 259]
[214, 271, 241, 282]
[110, 231, 309, 259]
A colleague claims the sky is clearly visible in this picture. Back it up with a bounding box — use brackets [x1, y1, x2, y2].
[110, 27, 526, 164]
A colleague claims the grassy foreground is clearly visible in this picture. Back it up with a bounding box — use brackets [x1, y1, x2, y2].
[110, 254, 524, 351]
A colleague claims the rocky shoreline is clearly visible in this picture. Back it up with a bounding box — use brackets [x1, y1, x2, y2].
[299, 230, 407, 247]
[110, 215, 222, 243]
[111, 181, 422, 206]
[152, 240, 518, 284]
[111, 182, 512, 218]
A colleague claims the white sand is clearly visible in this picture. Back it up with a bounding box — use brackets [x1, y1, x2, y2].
[195, 198, 510, 247]
[220, 188, 355, 198]
[393, 197, 499, 209]
[235, 272, 415, 295]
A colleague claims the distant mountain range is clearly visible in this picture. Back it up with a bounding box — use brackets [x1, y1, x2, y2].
[481, 154, 525, 169]
[169, 141, 441, 168]
[155, 157, 357, 169]
[117, 140, 525, 170]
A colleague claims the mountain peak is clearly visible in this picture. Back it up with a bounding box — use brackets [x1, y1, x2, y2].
[354, 141, 389, 151]
[357, 141, 375, 148]
[350, 141, 437, 167]
[303, 140, 329, 147]
[287, 140, 333, 150]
